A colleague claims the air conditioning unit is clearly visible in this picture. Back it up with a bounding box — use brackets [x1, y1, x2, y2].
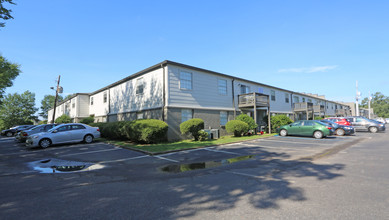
[210, 129, 219, 139]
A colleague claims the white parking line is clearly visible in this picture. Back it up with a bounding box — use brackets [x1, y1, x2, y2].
[226, 171, 261, 179]
[58, 148, 121, 157]
[100, 155, 150, 164]
[204, 148, 241, 155]
[154, 156, 179, 163]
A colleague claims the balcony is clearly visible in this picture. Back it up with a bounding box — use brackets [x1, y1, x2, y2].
[336, 109, 346, 116]
[293, 102, 324, 113]
[238, 93, 269, 108]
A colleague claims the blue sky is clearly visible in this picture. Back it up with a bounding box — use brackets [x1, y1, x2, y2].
[1, 0, 389, 113]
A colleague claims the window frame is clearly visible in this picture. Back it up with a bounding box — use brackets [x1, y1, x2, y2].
[218, 79, 227, 95]
[271, 90, 276, 101]
[90, 97, 94, 106]
[285, 93, 289, 103]
[136, 78, 144, 95]
[220, 111, 228, 126]
[103, 92, 107, 103]
[181, 109, 193, 123]
[179, 71, 193, 90]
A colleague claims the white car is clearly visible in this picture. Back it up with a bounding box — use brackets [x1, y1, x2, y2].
[26, 123, 100, 148]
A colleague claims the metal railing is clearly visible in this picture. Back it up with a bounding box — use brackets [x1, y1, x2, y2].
[238, 93, 269, 107]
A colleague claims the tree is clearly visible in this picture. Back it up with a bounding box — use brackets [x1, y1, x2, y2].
[0, 0, 16, 27]
[39, 95, 63, 119]
[0, 91, 38, 130]
[361, 92, 389, 118]
[0, 55, 21, 101]
[55, 114, 72, 123]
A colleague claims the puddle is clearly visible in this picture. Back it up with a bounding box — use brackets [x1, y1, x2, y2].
[161, 155, 256, 173]
[28, 158, 104, 173]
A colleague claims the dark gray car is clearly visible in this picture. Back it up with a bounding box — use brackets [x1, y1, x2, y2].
[344, 116, 385, 133]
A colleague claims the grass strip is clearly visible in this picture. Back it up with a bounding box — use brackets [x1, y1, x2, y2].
[101, 134, 276, 154]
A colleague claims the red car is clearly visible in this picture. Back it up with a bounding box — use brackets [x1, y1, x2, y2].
[325, 117, 351, 126]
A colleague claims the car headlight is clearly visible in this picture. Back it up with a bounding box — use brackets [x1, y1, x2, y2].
[32, 135, 39, 139]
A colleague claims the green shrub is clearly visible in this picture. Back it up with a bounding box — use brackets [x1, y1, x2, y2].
[270, 115, 293, 133]
[89, 122, 108, 136]
[55, 114, 72, 123]
[198, 130, 209, 141]
[38, 120, 48, 125]
[124, 119, 168, 144]
[226, 120, 249, 137]
[96, 121, 127, 140]
[236, 114, 257, 132]
[314, 116, 323, 120]
[180, 118, 205, 141]
[80, 116, 94, 124]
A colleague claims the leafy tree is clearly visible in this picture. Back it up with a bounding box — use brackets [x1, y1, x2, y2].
[0, 91, 38, 130]
[39, 95, 63, 119]
[65, 94, 74, 100]
[0, 55, 21, 101]
[361, 92, 389, 118]
[55, 114, 72, 123]
[0, 0, 15, 27]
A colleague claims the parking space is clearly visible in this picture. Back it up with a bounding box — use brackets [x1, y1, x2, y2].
[0, 131, 374, 177]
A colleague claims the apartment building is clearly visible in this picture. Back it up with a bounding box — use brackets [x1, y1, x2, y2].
[47, 60, 351, 140]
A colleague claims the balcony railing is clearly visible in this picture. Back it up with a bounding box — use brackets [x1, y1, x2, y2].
[313, 105, 325, 113]
[336, 109, 346, 116]
[293, 102, 313, 112]
[238, 93, 269, 108]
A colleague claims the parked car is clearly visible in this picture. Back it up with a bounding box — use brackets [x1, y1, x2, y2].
[320, 119, 355, 136]
[375, 118, 386, 124]
[324, 117, 351, 126]
[16, 124, 58, 143]
[344, 116, 385, 133]
[26, 123, 100, 148]
[1, 125, 36, 137]
[278, 120, 333, 139]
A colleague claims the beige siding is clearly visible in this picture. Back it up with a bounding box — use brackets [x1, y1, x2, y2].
[89, 90, 109, 117]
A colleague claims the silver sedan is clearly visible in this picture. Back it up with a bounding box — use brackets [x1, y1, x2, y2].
[26, 123, 101, 148]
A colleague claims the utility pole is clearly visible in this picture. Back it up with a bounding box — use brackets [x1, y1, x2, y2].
[368, 91, 372, 119]
[355, 80, 361, 116]
[51, 75, 61, 124]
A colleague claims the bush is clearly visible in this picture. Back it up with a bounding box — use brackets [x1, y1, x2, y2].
[236, 114, 257, 132]
[80, 116, 94, 124]
[94, 121, 127, 140]
[226, 120, 249, 137]
[270, 115, 293, 133]
[38, 120, 48, 125]
[89, 122, 108, 136]
[124, 119, 168, 144]
[198, 130, 209, 141]
[314, 116, 323, 120]
[55, 114, 72, 123]
[180, 118, 205, 141]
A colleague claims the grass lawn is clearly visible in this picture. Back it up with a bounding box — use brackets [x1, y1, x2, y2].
[102, 133, 276, 154]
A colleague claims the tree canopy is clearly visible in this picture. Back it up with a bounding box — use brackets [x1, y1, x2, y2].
[0, 55, 20, 101]
[39, 94, 64, 119]
[0, 0, 16, 27]
[361, 92, 389, 118]
[0, 90, 38, 130]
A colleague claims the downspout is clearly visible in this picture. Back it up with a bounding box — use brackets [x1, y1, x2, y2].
[161, 63, 166, 121]
[232, 78, 236, 119]
[107, 89, 110, 122]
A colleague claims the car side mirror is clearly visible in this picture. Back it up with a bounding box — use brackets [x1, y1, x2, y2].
[52, 130, 58, 133]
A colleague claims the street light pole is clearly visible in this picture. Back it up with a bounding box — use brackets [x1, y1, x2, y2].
[368, 91, 372, 119]
[51, 75, 61, 124]
[355, 81, 360, 116]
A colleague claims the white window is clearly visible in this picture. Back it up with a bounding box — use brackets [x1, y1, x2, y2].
[181, 109, 192, 122]
[285, 93, 289, 103]
[72, 103, 75, 108]
[218, 79, 227, 95]
[103, 92, 107, 103]
[137, 112, 143, 119]
[90, 97, 94, 105]
[180, 71, 192, 90]
[271, 90, 276, 101]
[240, 85, 250, 94]
[220, 111, 228, 126]
[136, 78, 144, 95]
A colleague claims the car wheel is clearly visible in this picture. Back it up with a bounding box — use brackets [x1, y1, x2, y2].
[313, 131, 323, 139]
[369, 126, 378, 133]
[6, 132, 13, 137]
[84, 134, 94, 144]
[39, 138, 51, 149]
[280, 129, 288, 137]
[336, 128, 345, 136]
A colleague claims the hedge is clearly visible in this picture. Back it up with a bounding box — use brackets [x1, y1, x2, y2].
[55, 114, 72, 123]
[226, 120, 249, 137]
[180, 118, 205, 141]
[270, 115, 293, 133]
[236, 114, 257, 131]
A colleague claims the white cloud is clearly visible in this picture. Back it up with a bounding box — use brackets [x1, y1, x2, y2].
[278, 65, 338, 73]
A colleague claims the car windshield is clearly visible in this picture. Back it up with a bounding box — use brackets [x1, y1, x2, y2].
[31, 125, 43, 131]
[47, 124, 63, 133]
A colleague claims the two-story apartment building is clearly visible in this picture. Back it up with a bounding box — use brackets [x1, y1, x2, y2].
[47, 60, 351, 140]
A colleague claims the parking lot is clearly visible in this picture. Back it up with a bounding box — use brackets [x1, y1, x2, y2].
[0, 132, 373, 178]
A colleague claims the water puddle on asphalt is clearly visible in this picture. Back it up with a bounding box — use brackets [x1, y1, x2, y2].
[28, 158, 104, 173]
[161, 155, 256, 173]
